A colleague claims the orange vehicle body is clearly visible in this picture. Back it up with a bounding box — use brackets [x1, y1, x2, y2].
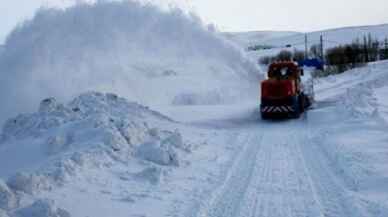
[260, 61, 309, 119]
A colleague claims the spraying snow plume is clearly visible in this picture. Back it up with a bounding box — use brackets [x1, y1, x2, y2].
[0, 1, 259, 125]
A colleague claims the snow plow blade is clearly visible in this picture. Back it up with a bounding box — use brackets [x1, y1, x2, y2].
[260, 96, 300, 119]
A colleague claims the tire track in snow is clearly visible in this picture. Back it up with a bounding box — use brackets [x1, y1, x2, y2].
[195, 125, 325, 217]
[298, 126, 364, 217]
[196, 132, 264, 217]
[197, 122, 368, 217]
[191, 120, 364, 217]
[235, 127, 324, 217]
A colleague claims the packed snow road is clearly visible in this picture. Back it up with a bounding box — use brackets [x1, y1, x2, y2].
[158, 102, 379, 217]
[186, 119, 360, 217]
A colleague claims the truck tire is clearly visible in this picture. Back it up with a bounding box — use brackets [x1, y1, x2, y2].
[261, 112, 269, 120]
[304, 95, 312, 109]
[298, 94, 305, 113]
[291, 97, 301, 119]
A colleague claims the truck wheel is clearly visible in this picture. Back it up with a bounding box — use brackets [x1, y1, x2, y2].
[292, 110, 300, 119]
[291, 99, 301, 119]
[299, 94, 305, 113]
[304, 96, 311, 109]
[261, 113, 269, 120]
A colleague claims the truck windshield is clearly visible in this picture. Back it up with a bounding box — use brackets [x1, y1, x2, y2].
[269, 67, 294, 79]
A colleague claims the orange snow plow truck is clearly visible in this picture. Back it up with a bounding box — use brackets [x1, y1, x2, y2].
[260, 61, 313, 119]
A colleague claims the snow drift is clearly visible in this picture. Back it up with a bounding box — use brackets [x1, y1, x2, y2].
[0, 92, 180, 178]
[0, 1, 259, 126]
[0, 92, 191, 215]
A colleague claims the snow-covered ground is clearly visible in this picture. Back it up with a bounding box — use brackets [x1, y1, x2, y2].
[1, 1, 388, 217]
[1, 60, 388, 217]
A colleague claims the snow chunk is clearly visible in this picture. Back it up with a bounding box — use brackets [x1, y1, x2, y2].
[1, 101, 74, 141]
[39, 98, 63, 114]
[135, 140, 179, 166]
[340, 84, 378, 117]
[118, 120, 149, 146]
[45, 135, 71, 155]
[133, 167, 163, 185]
[0, 209, 9, 217]
[0, 180, 16, 210]
[13, 199, 70, 217]
[162, 130, 184, 150]
[7, 173, 46, 194]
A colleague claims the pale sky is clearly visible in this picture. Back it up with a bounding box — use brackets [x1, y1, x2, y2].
[1, 0, 388, 43]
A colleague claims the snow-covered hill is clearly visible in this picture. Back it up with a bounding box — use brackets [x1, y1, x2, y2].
[266, 24, 388, 49]
[227, 24, 388, 50]
[225, 24, 388, 62]
[0, 1, 260, 126]
[223, 31, 300, 48]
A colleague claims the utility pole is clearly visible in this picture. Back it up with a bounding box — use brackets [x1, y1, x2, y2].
[385, 38, 388, 50]
[320, 35, 324, 60]
[305, 34, 308, 59]
[384, 38, 388, 59]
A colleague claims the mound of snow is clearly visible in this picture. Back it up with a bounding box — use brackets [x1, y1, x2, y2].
[0, 209, 9, 217]
[13, 199, 70, 217]
[0, 1, 260, 125]
[1, 92, 166, 143]
[0, 180, 16, 210]
[7, 173, 48, 195]
[0, 92, 183, 184]
[0, 91, 193, 215]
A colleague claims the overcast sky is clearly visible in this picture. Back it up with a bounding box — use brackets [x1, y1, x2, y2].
[1, 0, 388, 44]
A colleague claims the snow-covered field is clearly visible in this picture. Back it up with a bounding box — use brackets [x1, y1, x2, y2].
[225, 24, 388, 63]
[1, 1, 388, 217]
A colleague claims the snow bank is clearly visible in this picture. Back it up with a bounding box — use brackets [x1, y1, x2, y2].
[0, 91, 192, 215]
[0, 92, 186, 185]
[0, 180, 16, 210]
[0, 210, 9, 217]
[310, 60, 388, 195]
[0, 1, 260, 125]
[13, 199, 70, 217]
[339, 84, 378, 118]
